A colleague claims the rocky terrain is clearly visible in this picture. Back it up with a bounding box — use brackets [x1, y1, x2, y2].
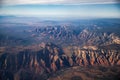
[48, 66, 120, 80]
[0, 19, 120, 80]
[30, 21, 120, 47]
[0, 42, 120, 80]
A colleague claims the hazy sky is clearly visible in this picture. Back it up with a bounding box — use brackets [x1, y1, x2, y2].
[1, 0, 120, 5]
[0, 0, 120, 19]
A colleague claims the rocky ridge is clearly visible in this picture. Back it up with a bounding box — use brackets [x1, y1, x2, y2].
[0, 43, 120, 80]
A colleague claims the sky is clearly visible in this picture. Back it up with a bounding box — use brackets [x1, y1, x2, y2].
[0, 0, 120, 19]
[0, 0, 120, 5]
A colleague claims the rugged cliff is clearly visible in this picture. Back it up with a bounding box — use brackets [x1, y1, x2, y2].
[0, 43, 120, 80]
